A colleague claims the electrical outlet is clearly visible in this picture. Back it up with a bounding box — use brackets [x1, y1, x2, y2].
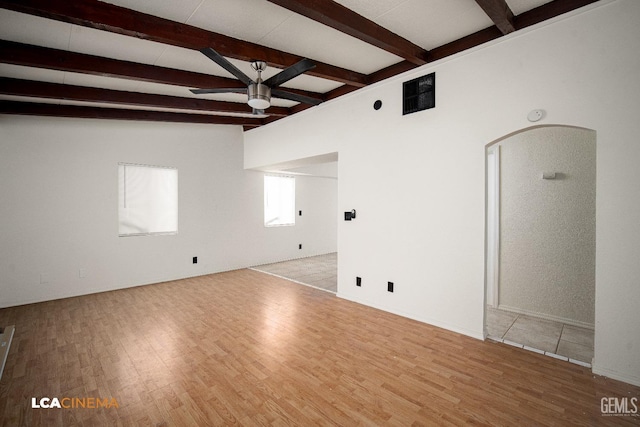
[299, 244, 302, 249]
[388, 281, 394, 293]
[299, 210, 302, 216]
[193, 257, 198, 264]
[356, 277, 362, 287]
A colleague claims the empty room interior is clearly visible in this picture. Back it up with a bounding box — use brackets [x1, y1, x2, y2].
[1, 0, 639, 425]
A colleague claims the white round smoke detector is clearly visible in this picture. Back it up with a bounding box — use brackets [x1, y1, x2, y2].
[527, 109, 544, 122]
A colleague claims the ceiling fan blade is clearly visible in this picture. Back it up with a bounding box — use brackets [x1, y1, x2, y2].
[190, 88, 248, 95]
[272, 89, 323, 106]
[264, 59, 316, 88]
[200, 48, 254, 86]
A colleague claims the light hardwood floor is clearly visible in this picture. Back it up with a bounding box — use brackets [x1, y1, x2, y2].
[0, 269, 638, 426]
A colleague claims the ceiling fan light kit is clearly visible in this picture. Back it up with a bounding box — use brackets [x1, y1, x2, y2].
[247, 60, 271, 109]
[247, 83, 271, 110]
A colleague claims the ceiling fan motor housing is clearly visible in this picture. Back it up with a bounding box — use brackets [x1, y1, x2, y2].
[248, 82, 271, 109]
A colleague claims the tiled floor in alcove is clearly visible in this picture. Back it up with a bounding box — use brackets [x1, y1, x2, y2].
[251, 253, 337, 293]
[486, 306, 594, 366]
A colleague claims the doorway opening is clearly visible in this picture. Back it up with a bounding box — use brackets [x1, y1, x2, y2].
[485, 125, 596, 366]
[252, 154, 338, 294]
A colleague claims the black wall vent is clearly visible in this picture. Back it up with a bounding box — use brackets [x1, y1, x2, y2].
[403, 72, 435, 115]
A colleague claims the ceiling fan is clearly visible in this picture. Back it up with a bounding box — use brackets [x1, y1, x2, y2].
[190, 48, 323, 113]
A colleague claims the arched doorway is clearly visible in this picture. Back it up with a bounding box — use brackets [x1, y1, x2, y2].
[485, 125, 596, 365]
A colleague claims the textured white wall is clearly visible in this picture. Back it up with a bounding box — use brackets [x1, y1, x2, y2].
[498, 126, 596, 326]
[245, 0, 640, 386]
[0, 116, 337, 308]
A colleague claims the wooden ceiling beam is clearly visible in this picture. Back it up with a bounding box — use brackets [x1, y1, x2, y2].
[429, 27, 503, 63]
[0, 0, 367, 87]
[475, 0, 515, 35]
[0, 77, 290, 117]
[0, 100, 264, 127]
[0, 40, 323, 102]
[514, 0, 600, 30]
[266, 0, 428, 65]
[368, 61, 419, 85]
[0, 40, 244, 89]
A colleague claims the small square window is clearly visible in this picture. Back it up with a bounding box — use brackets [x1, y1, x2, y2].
[118, 163, 178, 236]
[264, 175, 295, 227]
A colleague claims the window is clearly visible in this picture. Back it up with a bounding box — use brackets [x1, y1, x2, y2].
[118, 163, 178, 236]
[264, 175, 295, 227]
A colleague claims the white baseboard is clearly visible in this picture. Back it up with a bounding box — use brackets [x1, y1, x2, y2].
[498, 305, 595, 330]
[337, 293, 485, 341]
[592, 363, 640, 388]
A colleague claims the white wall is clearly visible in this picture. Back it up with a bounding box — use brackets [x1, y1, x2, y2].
[295, 174, 338, 256]
[498, 126, 596, 327]
[245, 0, 640, 386]
[0, 116, 337, 308]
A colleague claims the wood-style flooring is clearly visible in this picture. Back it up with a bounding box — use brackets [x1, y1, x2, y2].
[0, 269, 638, 426]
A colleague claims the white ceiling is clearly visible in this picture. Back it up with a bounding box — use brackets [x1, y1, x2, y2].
[0, 0, 557, 120]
